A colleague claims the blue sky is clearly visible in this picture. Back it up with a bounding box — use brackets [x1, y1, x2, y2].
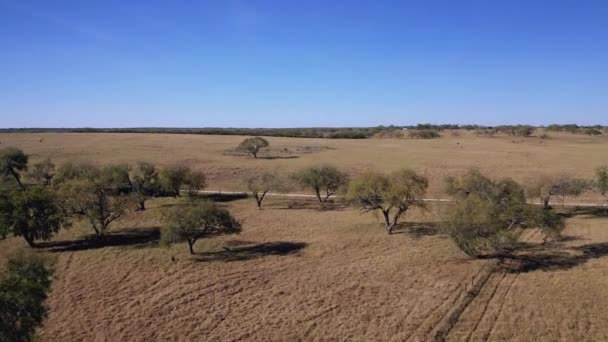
[1, 0, 607, 128]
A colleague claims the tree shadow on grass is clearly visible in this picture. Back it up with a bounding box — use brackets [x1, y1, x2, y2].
[198, 193, 249, 202]
[390, 222, 440, 238]
[558, 206, 608, 219]
[257, 155, 300, 160]
[38, 227, 160, 252]
[490, 241, 608, 273]
[193, 241, 307, 262]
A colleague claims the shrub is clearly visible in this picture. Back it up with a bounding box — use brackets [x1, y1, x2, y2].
[443, 170, 564, 257]
[595, 166, 608, 208]
[408, 129, 440, 139]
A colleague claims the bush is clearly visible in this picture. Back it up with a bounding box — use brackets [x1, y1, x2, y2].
[444, 170, 564, 257]
[0, 253, 53, 342]
[408, 129, 440, 139]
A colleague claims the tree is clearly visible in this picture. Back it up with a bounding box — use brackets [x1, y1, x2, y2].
[525, 175, 558, 209]
[236, 137, 269, 158]
[245, 171, 289, 209]
[526, 175, 590, 208]
[443, 170, 563, 257]
[0, 147, 28, 189]
[183, 170, 207, 197]
[159, 163, 202, 196]
[28, 159, 55, 186]
[596, 166, 608, 209]
[0, 253, 53, 342]
[54, 161, 99, 184]
[0, 186, 68, 247]
[58, 166, 136, 238]
[161, 200, 241, 254]
[551, 176, 591, 207]
[128, 161, 160, 210]
[346, 169, 428, 234]
[293, 165, 348, 207]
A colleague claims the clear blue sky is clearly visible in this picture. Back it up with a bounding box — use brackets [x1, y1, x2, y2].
[1, 0, 607, 128]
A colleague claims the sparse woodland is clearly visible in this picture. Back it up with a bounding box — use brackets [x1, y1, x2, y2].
[1, 135, 607, 341]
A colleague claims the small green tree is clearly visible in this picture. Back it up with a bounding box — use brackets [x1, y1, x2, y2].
[346, 169, 428, 234]
[159, 163, 205, 196]
[58, 166, 136, 238]
[245, 171, 289, 209]
[54, 161, 99, 184]
[236, 137, 269, 158]
[128, 161, 160, 210]
[0, 253, 53, 342]
[0, 147, 29, 189]
[293, 165, 348, 207]
[161, 200, 241, 254]
[444, 170, 563, 257]
[0, 186, 68, 247]
[596, 166, 608, 209]
[28, 158, 55, 186]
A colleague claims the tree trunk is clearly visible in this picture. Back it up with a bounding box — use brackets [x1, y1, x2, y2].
[187, 240, 195, 255]
[382, 210, 393, 234]
[24, 235, 37, 248]
[138, 198, 146, 211]
[543, 197, 550, 209]
[252, 151, 257, 158]
[10, 169, 24, 190]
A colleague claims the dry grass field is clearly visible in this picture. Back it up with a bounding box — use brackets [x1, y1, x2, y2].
[1, 131, 607, 341]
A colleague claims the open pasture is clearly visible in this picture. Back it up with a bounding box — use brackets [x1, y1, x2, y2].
[0, 131, 607, 341]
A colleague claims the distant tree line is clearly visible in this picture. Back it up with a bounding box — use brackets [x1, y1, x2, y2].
[2, 123, 605, 139]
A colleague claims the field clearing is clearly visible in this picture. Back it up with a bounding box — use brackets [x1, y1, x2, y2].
[0, 132, 607, 340]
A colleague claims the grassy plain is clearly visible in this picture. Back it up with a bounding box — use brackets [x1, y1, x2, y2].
[0, 131, 607, 341]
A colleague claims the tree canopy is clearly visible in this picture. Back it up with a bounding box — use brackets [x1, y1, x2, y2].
[161, 200, 241, 254]
[236, 137, 269, 158]
[444, 169, 564, 257]
[346, 169, 428, 234]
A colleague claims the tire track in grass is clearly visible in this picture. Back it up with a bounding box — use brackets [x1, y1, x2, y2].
[405, 260, 493, 341]
[429, 263, 497, 341]
[480, 228, 543, 341]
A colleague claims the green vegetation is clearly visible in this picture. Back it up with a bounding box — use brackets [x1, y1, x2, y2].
[346, 169, 428, 234]
[0, 253, 53, 342]
[236, 136, 270, 158]
[0, 186, 68, 247]
[443, 170, 564, 257]
[596, 166, 608, 209]
[161, 200, 241, 254]
[293, 165, 348, 207]
[408, 129, 441, 139]
[245, 171, 290, 209]
[0, 147, 29, 189]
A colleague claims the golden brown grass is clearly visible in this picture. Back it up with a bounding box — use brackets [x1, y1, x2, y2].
[0, 132, 607, 340]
